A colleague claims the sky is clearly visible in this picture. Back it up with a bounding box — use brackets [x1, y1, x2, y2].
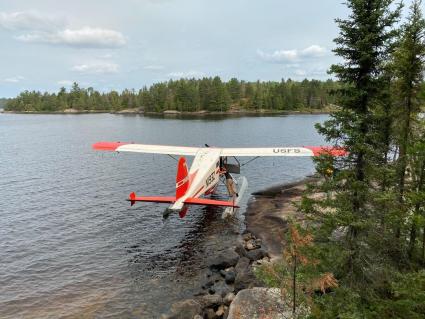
[0, 0, 417, 97]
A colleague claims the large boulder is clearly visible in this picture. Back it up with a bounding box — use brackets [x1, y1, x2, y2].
[209, 248, 240, 270]
[227, 288, 292, 319]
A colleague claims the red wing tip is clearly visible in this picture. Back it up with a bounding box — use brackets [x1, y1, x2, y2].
[92, 141, 129, 151]
[304, 146, 348, 156]
[129, 192, 136, 206]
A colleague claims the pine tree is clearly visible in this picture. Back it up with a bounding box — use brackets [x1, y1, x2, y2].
[392, 0, 425, 258]
[312, 0, 401, 284]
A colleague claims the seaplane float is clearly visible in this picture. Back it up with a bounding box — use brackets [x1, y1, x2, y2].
[92, 142, 346, 217]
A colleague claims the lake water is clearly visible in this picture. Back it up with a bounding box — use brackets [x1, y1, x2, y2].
[0, 113, 327, 318]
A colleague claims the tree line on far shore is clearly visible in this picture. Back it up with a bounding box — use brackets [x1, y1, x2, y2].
[0, 98, 10, 108]
[4, 78, 339, 113]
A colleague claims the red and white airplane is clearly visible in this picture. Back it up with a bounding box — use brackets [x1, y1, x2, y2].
[93, 142, 346, 216]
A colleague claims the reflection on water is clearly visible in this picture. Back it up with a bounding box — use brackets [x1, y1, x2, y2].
[0, 113, 327, 318]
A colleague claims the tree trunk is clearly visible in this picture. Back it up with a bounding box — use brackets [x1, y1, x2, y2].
[292, 255, 297, 315]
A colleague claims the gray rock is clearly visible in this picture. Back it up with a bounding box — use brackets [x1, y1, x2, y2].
[168, 299, 202, 319]
[234, 258, 262, 292]
[216, 304, 227, 317]
[193, 315, 203, 319]
[224, 270, 236, 284]
[245, 248, 267, 262]
[211, 280, 233, 297]
[234, 243, 248, 258]
[202, 271, 222, 290]
[242, 232, 253, 241]
[235, 257, 250, 274]
[209, 249, 240, 270]
[227, 288, 291, 319]
[223, 292, 235, 305]
[245, 241, 256, 251]
[198, 293, 223, 308]
[205, 307, 217, 319]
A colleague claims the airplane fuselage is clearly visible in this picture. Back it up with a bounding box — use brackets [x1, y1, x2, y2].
[170, 148, 222, 210]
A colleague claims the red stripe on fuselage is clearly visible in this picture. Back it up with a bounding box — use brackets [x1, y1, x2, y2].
[193, 186, 205, 198]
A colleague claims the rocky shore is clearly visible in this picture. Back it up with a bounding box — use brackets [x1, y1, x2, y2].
[160, 231, 270, 319]
[161, 177, 314, 319]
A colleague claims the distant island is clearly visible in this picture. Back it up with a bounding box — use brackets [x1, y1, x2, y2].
[3, 77, 339, 113]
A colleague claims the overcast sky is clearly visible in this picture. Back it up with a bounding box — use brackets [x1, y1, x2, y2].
[0, 0, 416, 97]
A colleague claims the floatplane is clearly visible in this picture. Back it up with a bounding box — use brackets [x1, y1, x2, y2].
[93, 142, 346, 217]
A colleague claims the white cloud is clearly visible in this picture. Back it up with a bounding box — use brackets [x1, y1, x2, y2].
[144, 65, 165, 71]
[4, 75, 24, 83]
[16, 27, 126, 48]
[71, 62, 119, 74]
[57, 80, 74, 86]
[167, 70, 204, 78]
[0, 11, 126, 48]
[300, 45, 326, 58]
[258, 45, 326, 63]
[257, 49, 298, 63]
[0, 11, 65, 31]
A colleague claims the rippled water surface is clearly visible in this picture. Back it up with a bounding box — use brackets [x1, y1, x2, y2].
[0, 113, 327, 318]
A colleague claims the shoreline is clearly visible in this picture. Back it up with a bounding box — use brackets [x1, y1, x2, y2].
[246, 176, 317, 257]
[161, 177, 314, 318]
[0, 108, 333, 116]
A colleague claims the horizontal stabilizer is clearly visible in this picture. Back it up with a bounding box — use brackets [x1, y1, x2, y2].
[127, 192, 176, 206]
[127, 192, 238, 208]
[184, 197, 239, 208]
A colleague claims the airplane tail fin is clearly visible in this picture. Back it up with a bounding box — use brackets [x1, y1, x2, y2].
[176, 157, 189, 200]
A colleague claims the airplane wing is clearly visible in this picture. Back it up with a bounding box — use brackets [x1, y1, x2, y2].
[92, 142, 200, 156]
[220, 146, 347, 157]
[93, 142, 346, 157]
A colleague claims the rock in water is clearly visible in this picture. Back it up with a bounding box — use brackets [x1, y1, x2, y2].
[211, 280, 233, 297]
[168, 299, 202, 319]
[198, 294, 223, 308]
[227, 288, 290, 319]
